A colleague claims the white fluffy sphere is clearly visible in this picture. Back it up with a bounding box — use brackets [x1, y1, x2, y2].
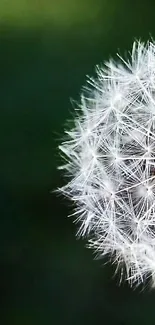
[57, 40, 155, 288]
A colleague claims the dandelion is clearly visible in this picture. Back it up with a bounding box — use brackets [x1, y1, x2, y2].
[57, 40, 155, 288]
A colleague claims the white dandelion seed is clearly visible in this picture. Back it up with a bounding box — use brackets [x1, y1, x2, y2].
[57, 40, 155, 288]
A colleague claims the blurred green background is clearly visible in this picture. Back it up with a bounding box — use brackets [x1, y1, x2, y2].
[1, 0, 155, 324]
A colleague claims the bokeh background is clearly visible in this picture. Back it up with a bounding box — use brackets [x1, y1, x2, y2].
[1, 1, 155, 324]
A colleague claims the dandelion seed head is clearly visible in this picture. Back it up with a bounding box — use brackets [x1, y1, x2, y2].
[57, 40, 155, 288]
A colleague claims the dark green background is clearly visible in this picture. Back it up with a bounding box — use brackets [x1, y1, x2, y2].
[1, 1, 155, 324]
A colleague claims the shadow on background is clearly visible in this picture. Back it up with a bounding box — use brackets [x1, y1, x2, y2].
[1, 0, 155, 324]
